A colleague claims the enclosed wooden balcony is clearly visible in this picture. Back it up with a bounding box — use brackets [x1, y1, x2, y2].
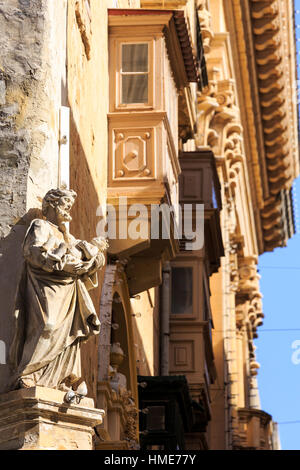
[169, 149, 223, 438]
[107, 9, 205, 295]
[178, 149, 224, 274]
[235, 408, 273, 450]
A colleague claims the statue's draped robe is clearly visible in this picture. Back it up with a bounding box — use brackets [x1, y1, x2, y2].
[9, 219, 101, 389]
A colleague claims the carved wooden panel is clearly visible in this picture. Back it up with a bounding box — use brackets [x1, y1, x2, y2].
[179, 151, 222, 211]
[181, 169, 203, 200]
[169, 340, 195, 373]
[112, 128, 155, 181]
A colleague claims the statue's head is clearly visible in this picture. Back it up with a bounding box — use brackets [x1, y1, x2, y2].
[42, 188, 77, 224]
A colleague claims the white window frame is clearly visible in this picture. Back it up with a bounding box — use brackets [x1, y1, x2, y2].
[115, 38, 154, 110]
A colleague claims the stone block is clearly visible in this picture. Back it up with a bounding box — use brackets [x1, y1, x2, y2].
[0, 386, 105, 450]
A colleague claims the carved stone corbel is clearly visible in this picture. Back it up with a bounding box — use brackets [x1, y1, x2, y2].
[237, 256, 260, 297]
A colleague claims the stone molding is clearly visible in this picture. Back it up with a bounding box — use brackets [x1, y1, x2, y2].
[0, 387, 104, 450]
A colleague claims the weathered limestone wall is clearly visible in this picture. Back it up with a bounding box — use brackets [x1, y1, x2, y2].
[0, 0, 68, 393]
[67, 0, 110, 400]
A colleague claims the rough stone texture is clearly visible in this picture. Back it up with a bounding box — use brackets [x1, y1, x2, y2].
[0, 386, 104, 450]
[0, 0, 68, 393]
[0, 0, 48, 237]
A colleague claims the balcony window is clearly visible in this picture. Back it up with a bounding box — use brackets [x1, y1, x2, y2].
[121, 43, 149, 104]
[146, 405, 166, 431]
[171, 267, 193, 315]
[138, 376, 189, 451]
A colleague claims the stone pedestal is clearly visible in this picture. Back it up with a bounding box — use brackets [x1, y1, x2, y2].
[0, 386, 105, 450]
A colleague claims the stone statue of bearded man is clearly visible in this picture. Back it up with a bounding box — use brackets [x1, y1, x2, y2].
[9, 188, 107, 394]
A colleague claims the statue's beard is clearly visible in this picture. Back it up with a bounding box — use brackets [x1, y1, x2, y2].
[56, 206, 72, 223]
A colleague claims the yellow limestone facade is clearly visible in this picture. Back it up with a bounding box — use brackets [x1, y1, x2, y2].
[0, 0, 297, 450]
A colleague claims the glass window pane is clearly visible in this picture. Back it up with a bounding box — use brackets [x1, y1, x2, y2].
[146, 406, 166, 431]
[122, 43, 148, 73]
[122, 74, 148, 104]
[171, 267, 193, 314]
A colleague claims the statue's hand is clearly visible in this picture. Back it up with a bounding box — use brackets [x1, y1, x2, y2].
[72, 259, 95, 276]
[62, 255, 86, 275]
[81, 253, 105, 278]
[91, 236, 109, 252]
[95, 252, 105, 269]
[62, 262, 83, 275]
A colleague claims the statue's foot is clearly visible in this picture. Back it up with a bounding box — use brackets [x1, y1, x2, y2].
[73, 380, 88, 397]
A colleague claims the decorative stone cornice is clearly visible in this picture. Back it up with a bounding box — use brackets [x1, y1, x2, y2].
[249, 0, 297, 194]
[226, 0, 299, 253]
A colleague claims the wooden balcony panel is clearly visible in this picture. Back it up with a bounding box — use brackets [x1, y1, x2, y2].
[179, 150, 224, 273]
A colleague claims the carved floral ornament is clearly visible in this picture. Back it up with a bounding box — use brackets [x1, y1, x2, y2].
[237, 257, 260, 296]
[235, 297, 263, 380]
[236, 292, 263, 331]
[232, 253, 265, 346]
[200, 105, 247, 252]
[196, 73, 241, 158]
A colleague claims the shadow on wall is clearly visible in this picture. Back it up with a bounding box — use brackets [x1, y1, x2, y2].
[0, 208, 42, 393]
[69, 107, 106, 402]
[131, 290, 160, 378]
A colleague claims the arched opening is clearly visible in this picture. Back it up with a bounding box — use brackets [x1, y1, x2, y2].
[110, 293, 132, 391]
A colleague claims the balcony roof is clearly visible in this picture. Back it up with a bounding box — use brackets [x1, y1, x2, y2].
[108, 8, 201, 85]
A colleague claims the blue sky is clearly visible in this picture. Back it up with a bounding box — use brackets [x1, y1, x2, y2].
[255, 1, 300, 450]
[257, 183, 300, 450]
